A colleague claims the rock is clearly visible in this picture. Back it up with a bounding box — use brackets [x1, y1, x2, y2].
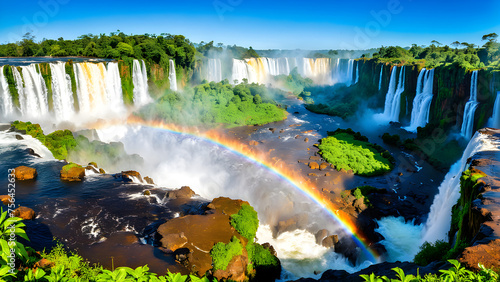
[0, 195, 11, 205]
[88, 162, 98, 167]
[60, 164, 85, 182]
[99, 168, 105, 174]
[295, 135, 300, 139]
[25, 148, 41, 158]
[160, 233, 188, 253]
[15, 134, 23, 140]
[308, 173, 317, 176]
[309, 156, 321, 161]
[304, 138, 309, 142]
[120, 170, 143, 182]
[269, 128, 276, 133]
[143, 190, 151, 196]
[322, 235, 339, 248]
[309, 162, 319, 170]
[289, 124, 301, 127]
[249, 140, 259, 146]
[166, 186, 195, 199]
[213, 255, 249, 282]
[279, 129, 284, 133]
[460, 239, 500, 271]
[319, 163, 329, 170]
[398, 172, 403, 176]
[85, 165, 99, 174]
[144, 176, 155, 185]
[261, 243, 277, 257]
[315, 229, 329, 244]
[14, 166, 37, 180]
[207, 197, 249, 216]
[353, 198, 367, 213]
[325, 172, 331, 176]
[13, 206, 35, 220]
[35, 258, 54, 269]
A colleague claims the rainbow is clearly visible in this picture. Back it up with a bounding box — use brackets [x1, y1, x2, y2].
[119, 117, 381, 263]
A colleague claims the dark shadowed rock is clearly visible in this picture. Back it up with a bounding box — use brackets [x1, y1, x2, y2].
[315, 229, 329, 244]
[26, 148, 41, 158]
[322, 235, 339, 248]
[15, 134, 23, 140]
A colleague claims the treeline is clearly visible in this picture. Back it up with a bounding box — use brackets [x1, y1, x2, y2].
[372, 33, 500, 69]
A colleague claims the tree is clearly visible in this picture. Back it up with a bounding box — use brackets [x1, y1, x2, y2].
[117, 42, 134, 57]
[482, 33, 498, 42]
[451, 41, 461, 49]
[431, 40, 442, 46]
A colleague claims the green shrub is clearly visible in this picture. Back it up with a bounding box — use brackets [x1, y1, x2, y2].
[246, 243, 278, 268]
[230, 204, 259, 241]
[210, 237, 243, 271]
[381, 133, 401, 146]
[318, 130, 394, 176]
[413, 240, 450, 266]
[61, 163, 82, 173]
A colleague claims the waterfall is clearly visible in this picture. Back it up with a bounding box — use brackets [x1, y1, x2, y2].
[168, 59, 177, 92]
[74, 62, 126, 114]
[382, 66, 405, 122]
[405, 68, 435, 132]
[421, 132, 499, 243]
[490, 91, 500, 128]
[132, 60, 152, 106]
[13, 64, 49, 118]
[354, 61, 359, 84]
[50, 62, 75, 121]
[206, 58, 222, 82]
[331, 59, 355, 86]
[461, 71, 479, 139]
[378, 65, 383, 91]
[0, 66, 14, 117]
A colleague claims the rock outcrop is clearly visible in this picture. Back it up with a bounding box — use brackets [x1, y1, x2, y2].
[60, 164, 85, 181]
[13, 206, 36, 220]
[14, 166, 37, 180]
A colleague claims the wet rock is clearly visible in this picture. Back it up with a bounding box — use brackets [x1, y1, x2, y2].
[144, 176, 155, 185]
[249, 140, 259, 146]
[304, 137, 309, 142]
[60, 165, 85, 182]
[88, 162, 98, 167]
[309, 162, 319, 170]
[14, 166, 37, 180]
[213, 254, 249, 282]
[319, 163, 329, 170]
[160, 233, 188, 253]
[85, 165, 99, 173]
[13, 206, 36, 220]
[309, 156, 321, 161]
[207, 197, 249, 216]
[269, 128, 276, 133]
[120, 170, 143, 182]
[25, 148, 41, 158]
[308, 173, 317, 176]
[295, 135, 300, 139]
[166, 186, 195, 199]
[15, 134, 23, 140]
[99, 168, 106, 174]
[322, 235, 339, 248]
[398, 172, 403, 176]
[279, 129, 284, 133]
[324, 172, 331, 176]
[315, 229, 329, 244]
[289, 124, 301, 127]
[0, 195, 11, 205]
[143, 190, 151, 196]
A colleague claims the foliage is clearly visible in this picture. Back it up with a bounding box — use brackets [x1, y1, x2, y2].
[137, 81, 287, 127]
[413, 240, 450, 266]
[230, 204, 259, 241]
[61, 163, 82, 173]
[246, 243, 279, 270]
[382, 133, 401, 146]
[210, 237, 243, 271]
[318, 128, 394, 176]
[11, 121, 77, 160]
[0, 208, 30, 270]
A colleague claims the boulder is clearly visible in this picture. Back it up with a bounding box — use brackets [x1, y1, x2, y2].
[99, 168, 106, 174]
[319, 163, 329, 170]
[14, 166, 37, 180]
[166, 186, 195, 199]
[144, 176, 155, 185]
[308, 173, 317, 176]
[60, 164, 85, 181]
[269, 128, 276, 133]
[309, 156, 321, 161]
[207, 197, 249, 216]
[25, 148, 41, 158]
[13, 206, 35, 220]
[15, 134, 23, 140]
[309, 162, 319, 170]
[160, 233, 188, 253]
[213, 254, 249, 282]
[315, 229, 329, 244]
[304, 138, 309, 142]
[0, 195, 11, 205]
[322, 235, 339, 248]
[120, 171, 143, 182]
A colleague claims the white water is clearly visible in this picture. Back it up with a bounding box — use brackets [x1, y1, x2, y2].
[0, 66, 14, 117]
[354, 61, 359, 84]
[206, 58, 223, 83]
[14, 64, 49, 118]
[489, 91, 500, 128]
[169, 59, 178, 91]
[375, 217, 422, 262]
[405, 68, 434, 132]
[105, 62, 125, 110]
[133, 60, 152, 106]
[380, 66, 405, 122]
[378, 65, 383, 91]
[461, 71, 479, 139]
[50, 62, 75, 121]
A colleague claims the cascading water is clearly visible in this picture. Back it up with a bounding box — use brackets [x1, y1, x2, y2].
[206, 58, 222, 83]
[168, 59, 177, 91]
[133, 60, 152, 106]
[50, 62, 75, 121]
[404, 68, 434, 132]
[378, 65, 383, 91]
[105, 62, 125, 109]
[0, 66, 14, 117]
[14, 64, 49, 118]
[490, 91, 500, 128]
[354, 61, 359, 84]
[381, 66, 405, 122]
[461, 71, 479, 139]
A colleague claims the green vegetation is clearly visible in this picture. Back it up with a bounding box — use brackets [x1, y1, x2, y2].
[137, 81, 287, 127]
[381, 133, 401, 146]
[318, 128, 395, 176]
[414, 240, 451, 266]
[361, 260, 499, 282]
[245, 243, 279, 273]
[12, 121, 77, 160]
[210, 237, 243, 271]
[230, 204, 259, 241]
[61, 163, 82, 173]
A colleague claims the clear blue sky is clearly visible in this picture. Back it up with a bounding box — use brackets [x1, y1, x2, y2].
[0, 0, 499, 50]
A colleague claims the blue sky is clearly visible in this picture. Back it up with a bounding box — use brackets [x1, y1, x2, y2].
[0, 0, 499, 50]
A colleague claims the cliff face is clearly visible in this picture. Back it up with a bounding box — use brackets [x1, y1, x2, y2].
[453, 128, 500, 271]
